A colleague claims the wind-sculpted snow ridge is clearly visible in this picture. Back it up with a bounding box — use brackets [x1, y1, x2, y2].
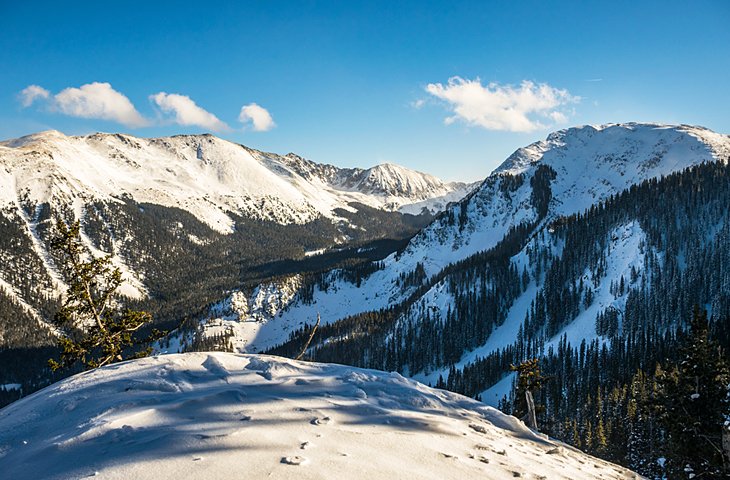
[0, 131, 472, 233]
[239, 123, 730, 354]
[0, 352, 639, 480]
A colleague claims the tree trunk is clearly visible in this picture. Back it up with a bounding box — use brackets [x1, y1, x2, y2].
[722, 425, 730, 472]
[525, 390, 538, 431]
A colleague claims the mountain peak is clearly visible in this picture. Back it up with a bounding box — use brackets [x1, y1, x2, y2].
[495, 122, 730, 177]
[0, 129, 68, 148]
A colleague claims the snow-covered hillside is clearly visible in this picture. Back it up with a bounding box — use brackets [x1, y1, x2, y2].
[215, 123, 730, 355]
[413, 219, 650, 400]
[0, 130, 471, 233]
[400, 123, 730, 276]
[0, 352, 638, 480]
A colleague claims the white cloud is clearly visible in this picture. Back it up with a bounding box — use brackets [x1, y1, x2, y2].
[150, 92, 229, 132]
[238, 103, 275, 132]
[548, 111, 568, 123]
[425, 77, 579, 132]
[51, 82, 149, 127]
[19, 85, 50, 107]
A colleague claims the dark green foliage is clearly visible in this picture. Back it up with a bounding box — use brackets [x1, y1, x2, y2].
[0, 208, 58, 348]
[48, 220, 162, 371]
[530, 165, 557, 218]
[657, 307, 730, 478]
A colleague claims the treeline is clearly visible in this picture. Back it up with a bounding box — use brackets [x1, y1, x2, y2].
[500, 309, 729, 478]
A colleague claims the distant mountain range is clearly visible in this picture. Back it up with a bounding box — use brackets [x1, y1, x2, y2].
[0, 130, 472, 233]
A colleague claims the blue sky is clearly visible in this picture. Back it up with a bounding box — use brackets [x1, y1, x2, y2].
[2, 1, 729, 181]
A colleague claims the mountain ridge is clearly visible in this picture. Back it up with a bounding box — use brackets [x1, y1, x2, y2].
[0, 130, 473, 358]
[0, 130, 473, 232]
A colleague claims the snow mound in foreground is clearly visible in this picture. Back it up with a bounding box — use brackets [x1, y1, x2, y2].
[0, 353, 638, 479]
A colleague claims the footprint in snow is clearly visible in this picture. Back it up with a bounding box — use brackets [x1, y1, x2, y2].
[468, 423, 488, 434]
[281, 456, 309, 466]
[311, 416, 332, 425]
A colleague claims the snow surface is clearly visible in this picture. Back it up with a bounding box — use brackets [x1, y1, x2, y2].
[0, 352, 639, 480]
[208, 123, 730, 356]
[0, 131, 472, 234]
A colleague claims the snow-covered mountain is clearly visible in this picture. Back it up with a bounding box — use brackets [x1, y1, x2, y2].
[0, 352, 638, 480]
[189, 124, 730, 480]
[0, 130, 472, 233]
[196, 123, 730, 362]
[0, 129, 473, 354]
[397, 122, 730, 277]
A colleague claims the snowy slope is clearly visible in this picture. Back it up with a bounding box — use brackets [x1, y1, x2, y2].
[221, 123, 730, 354]
[401, 123, 730, 276]
[411, 220, 648, 399]
[0, 352, 639, 480]
[0, 131, 472, 233]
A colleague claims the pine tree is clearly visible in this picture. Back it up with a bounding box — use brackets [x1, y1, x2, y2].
[595, 417, 608, 456]
[510, 358, 546, 430]
[48, 220, 162, 371]
[584, 419, 594, 452]
[658, 307, 730, 478]
[571, 419, 582, 449]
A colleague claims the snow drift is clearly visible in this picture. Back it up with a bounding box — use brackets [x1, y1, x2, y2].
[0, 353, 638, 479]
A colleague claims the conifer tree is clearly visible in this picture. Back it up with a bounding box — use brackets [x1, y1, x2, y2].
[48, 219, 162, 371]
[658, 307, 730, 478]
[510, 358, 546, 430]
